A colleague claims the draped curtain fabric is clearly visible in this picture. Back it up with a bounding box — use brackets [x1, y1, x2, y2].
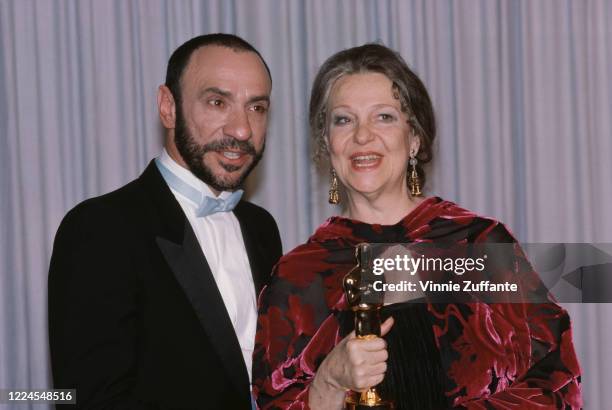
[1, 1, 610, 408]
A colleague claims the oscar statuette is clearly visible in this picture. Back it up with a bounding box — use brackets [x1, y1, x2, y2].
[343, 243, 395, 410]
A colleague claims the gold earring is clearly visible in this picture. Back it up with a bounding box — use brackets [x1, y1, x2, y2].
[329, 169, 340, 204]
[409, 154, 422, 197]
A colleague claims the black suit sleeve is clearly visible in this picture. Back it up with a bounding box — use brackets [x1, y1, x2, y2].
[264, 209, 282, 268]
[256, 208, 283, 295]
[48, 203, 150, 409]
[234, 201, 283, 293]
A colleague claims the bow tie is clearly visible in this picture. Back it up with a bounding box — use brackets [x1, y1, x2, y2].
[195, 192, 242, 217]
[155, 158, 243, 217]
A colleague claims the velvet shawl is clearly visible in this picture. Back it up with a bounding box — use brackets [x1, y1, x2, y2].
[253, 197, 582, 409]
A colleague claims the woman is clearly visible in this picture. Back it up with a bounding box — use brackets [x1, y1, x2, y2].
[253, 44, 581, 409]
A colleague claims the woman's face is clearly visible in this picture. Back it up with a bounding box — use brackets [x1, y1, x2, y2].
[326, 72, 419, 199]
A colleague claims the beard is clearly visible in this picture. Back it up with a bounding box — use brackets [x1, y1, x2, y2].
[174, 107, 265, 192]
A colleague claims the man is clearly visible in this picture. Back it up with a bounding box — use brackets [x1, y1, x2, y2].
[48, 34, 282, 409]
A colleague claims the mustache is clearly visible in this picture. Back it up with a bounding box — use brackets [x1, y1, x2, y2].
[201, 138, 257, 156]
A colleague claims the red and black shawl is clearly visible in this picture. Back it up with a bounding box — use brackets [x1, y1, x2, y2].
[253, 197, 582, 409]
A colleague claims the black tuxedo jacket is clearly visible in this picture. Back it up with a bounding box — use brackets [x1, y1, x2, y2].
[48, 161, 282, 409]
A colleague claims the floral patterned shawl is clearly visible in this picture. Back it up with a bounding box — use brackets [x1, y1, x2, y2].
[253, 197, 582, 409]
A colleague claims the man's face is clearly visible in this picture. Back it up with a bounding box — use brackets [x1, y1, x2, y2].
[170, 45, 271, 192]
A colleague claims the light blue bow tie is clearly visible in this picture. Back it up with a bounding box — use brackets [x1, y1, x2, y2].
[155, 158, 243, 217]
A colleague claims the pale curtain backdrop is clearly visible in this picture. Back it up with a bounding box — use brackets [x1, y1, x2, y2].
[1, 0, 611, 408]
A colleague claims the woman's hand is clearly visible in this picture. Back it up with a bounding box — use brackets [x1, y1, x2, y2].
[308, 317, 394, 409]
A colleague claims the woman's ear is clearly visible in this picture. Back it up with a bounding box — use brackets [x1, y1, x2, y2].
[409, 132, 421, 156]
[324, 132, 331, 153]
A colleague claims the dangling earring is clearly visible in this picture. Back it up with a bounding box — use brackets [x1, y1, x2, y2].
[409, 153, 423, 197]
[329, 169, 340, 204]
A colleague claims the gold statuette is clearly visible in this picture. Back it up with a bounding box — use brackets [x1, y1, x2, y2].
[343, 243, 395, 410]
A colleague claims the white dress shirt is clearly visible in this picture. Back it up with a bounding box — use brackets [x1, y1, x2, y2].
[158, 149, 257, 384]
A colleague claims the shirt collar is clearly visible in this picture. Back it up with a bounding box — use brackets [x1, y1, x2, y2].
[158, 148, 234, 205]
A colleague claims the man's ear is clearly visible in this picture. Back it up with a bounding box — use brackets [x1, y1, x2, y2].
[157, 85, 176, 129]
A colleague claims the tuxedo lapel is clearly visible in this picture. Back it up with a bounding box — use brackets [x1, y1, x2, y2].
[138, 161, 250, 396]
[156, 226, 250, 396]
